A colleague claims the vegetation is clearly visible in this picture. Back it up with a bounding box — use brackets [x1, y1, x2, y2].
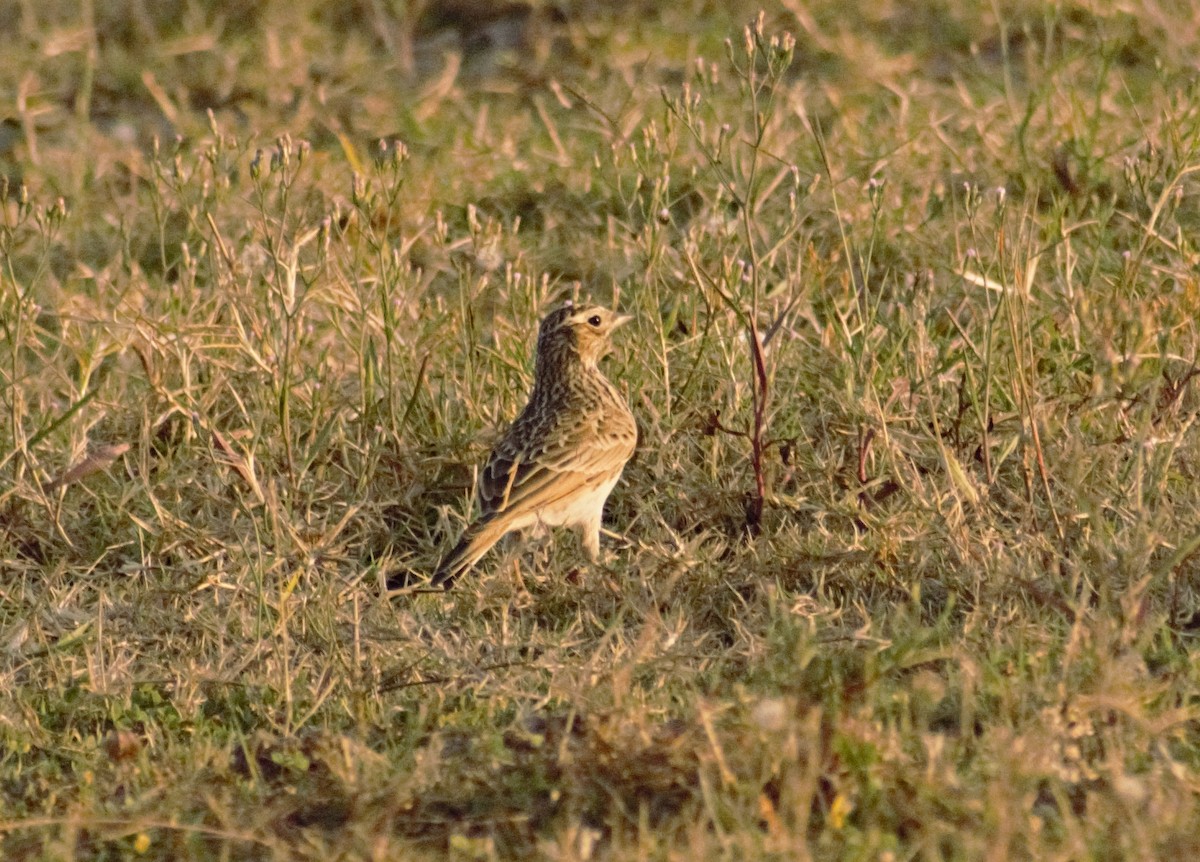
[3, 1, 1200, 858]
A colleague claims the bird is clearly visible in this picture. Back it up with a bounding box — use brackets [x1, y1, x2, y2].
[426, 301, 637, 590]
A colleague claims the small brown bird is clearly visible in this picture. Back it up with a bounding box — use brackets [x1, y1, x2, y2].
[430, 302, 637, 589]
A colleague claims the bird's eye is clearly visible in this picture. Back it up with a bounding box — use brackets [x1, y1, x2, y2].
[587, 315, 602, 327]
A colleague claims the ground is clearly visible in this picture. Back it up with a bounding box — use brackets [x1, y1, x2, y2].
[2, 1, 1200, 859]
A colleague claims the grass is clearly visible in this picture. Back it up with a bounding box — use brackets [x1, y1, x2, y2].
[3, 0, 1200, 858]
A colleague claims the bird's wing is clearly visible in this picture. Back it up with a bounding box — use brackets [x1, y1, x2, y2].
[477, 411, 635, 519]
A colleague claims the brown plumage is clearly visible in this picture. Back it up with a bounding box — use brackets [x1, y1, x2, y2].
[430, 302, 637, 589]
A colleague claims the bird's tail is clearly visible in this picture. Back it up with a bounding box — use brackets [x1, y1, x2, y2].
[430, 520, 505, 589]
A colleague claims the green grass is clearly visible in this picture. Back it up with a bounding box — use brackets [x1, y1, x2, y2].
[3, 0, 1200, 858]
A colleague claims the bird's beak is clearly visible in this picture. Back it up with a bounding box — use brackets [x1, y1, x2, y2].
[612, 313, 633, 330]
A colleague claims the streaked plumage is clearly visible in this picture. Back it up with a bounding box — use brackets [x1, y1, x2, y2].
[431, 302, 637, 589]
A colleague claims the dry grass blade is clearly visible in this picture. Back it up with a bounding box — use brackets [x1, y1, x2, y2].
[42, 443, 130, 492]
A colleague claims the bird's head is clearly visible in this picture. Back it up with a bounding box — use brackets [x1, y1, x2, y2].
[536, 301, 633, 368]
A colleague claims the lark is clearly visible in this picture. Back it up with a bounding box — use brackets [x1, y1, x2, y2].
[430, 302, 637, 589]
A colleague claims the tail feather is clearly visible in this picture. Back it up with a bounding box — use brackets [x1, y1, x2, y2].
[431, 521, 505, 589]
